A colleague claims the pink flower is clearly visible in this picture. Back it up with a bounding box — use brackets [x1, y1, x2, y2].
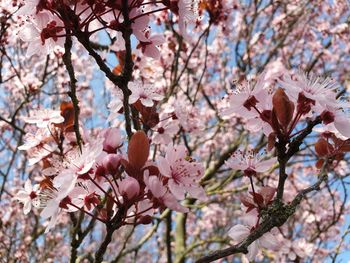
[107, 88, 124, 121]
[279, 71, 339, 114]
[226, 149, 277, 177]
[128, 80, 164, 107]
[18, 128, 50, 151]
[14, 179, 40, 215]
[136, 33, 165, 60]
[152, 117, 179, 145]
[177, 0, 199, 39]
[144, 171, 189, 213]
[17, 0, 40, 15]
[320, 106, 350, 138]
[130, 7, 150, 41]
[53, 139, 104, 193]
[27, 144, 56, 166]
[228, 224, 279, 261]
[40, 191, 77, 233]
[18, 12, 64, 57]
[221, 76, 268, 119]
[101, 127, 123, 153]
[158, 145, 206, 201]
[22, 109, 64, 128]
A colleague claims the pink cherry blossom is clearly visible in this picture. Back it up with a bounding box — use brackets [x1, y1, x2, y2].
[279, 71, 339, 113]
[128, 80, 164, 107]
[221, 76, 268, 119]
[107, 88, 124, 121]
[228, 224, 279, 261]
[137, 33, 165, 60]
[14, 179, 40, 215]
[158, 145, 206, 201]
[226, 149, 277, 176]
[22, 109, 64, 128]
[178, 0, 199, 39]
[18, 12, 64, 57]
[152, 117, 179, 145]
[53, 139, 104, 193]
[144, 171, 189, 213]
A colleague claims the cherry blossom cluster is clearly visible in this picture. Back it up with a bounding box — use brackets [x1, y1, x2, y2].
[2, 0, 350, 261]
[15, 102, 206, 233]
[222, 70, 350, 141]
[17, 0, 199, 58]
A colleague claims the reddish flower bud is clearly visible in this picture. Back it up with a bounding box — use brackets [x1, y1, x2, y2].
[272, 88, 294, 129]
[128, 131, 150, 170]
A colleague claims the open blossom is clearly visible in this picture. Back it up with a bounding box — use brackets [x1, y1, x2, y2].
[40, 187, 80, 233]
[18, 12, 64, 57]
[228, 224, 279, 261]
[22, 109, 64, 128]
[279, 71, 339, 113]
[27, 144, 57, 166]
[14, 180, 40, 215]
[144, 171, 189, 213]
[158, 145, 206, 200]
[221, 75, 268, 119]
[178, 0, 199, 39]
[53, 139, 104, 194]
[18, 128, 50, 151]
[136, 33, 165, 60]
[226, 149, 277, 177]
[128, 80, 164, 107]
[152, 117, 179, 145]
[107, 88, 124, 121]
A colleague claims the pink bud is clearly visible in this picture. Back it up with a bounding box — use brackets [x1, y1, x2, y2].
[119, 176, 140, 200]
[102, 154, 121, 175]
[103, 127, 122, 153]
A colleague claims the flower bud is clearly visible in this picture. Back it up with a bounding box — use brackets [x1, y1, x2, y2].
[102, 154, 121, 175]
[272, 88, 294, 129]
[128, 131, 150, 170]
[119, 176, 140, 200]
[103, 127, 122, 153]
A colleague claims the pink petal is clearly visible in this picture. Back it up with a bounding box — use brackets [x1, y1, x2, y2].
[228, 224, 250, 243]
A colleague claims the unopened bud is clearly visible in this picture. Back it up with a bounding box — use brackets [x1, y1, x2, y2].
[128, 131, 150, 170]
[119, 176, 140, 200]
[102, 154, 121, 175]
[272, 88, 294, 129]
